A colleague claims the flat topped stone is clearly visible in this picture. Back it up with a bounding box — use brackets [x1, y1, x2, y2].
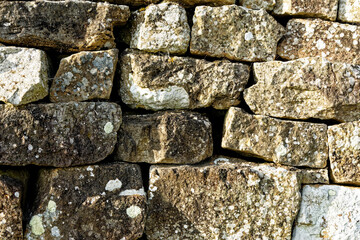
[239, 0, 276, 10]
[278, 18, 360, 65]
[244, 57, 360, 122]
[190, 5, 285, 62]
[164, 0, 235, 7]
[0, 102, 122, 167]
[0, 1, 129, 52]
[338, 0, 360, 24]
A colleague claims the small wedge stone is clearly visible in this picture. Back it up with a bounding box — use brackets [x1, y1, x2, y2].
[165, 0, 235, 7]
[239, 0, 276, 10]
[297, 169, 329, 184]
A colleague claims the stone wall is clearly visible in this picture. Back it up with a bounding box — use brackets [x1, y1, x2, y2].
[0, 0, 360, 239]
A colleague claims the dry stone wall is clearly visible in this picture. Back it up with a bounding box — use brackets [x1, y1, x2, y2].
[0, 0, 360, 239]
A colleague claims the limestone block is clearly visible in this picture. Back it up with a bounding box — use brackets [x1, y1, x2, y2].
[119, 49, 249, 110]
[0, 1, 130, 52]
[222, 107, 328, 168]
[239, 0, 276, 11]
[190, 5, 285, 62]
[338, 0, 360, 23]
[50, 49, 118, 102]
[115, 111, 213, 164]
[165, 0, 235, 7]
[0, 102, 122, 167]
[244, 57, 360, 122]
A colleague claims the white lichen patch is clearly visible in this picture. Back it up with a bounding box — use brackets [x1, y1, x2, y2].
[104, 122, 114, 134]
[47, 200, 57, 213]
[275, 144, 287, 159]
[119, 187, 146, 196]
[105, 178, 122, 191]
[29, 215, 45, 236]
[126, 205, 142, 218]
[51, 226, 61, 237]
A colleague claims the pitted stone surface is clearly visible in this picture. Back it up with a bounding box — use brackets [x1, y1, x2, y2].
[25, 162, 146, 240]
[166, 0, 235, 7]
[244, 57, 360, 122]
[124, 2, 190, 54]
[115, 111, 213, 164]
[50, 49, 118, 102]
[0, 102, 122, 167]
[190, 5, 285, 62]
[0, 1, 129, 52]
[297, 169, 329, 184]
[119, 49, 249, 110]
[278, 18, 360, 65]
[146, 157, 301, 240]
[0, 47, 49, 106]
[338, 0, 360, 23]
[239, 0, 276, 10]
[293, 185, 360, 239]
[222, 107, 328, 168]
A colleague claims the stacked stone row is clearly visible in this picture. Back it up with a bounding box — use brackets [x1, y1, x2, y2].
[1, 0, 360, 239]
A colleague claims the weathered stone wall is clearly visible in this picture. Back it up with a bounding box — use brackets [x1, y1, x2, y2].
[0, 0, 360, 239]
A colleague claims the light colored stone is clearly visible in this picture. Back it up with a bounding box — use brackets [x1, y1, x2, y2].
[239, 0, 276, 10]
[278, 18, 360, 65]
[244, 57, 360, 122]
[222, 107, 328, 168]
[119, 49, 249, 110]
[0, 47, 48, 106]
[124, 2, 190, 54]
[115, 111, 212, 164]
[146, 157, 301, 240]
[50, 49, 118, 102]
[293, 185, 360, 239]
[338, 0, 360, 23]
[190, 5, 285, 62]
[165, 0, 235, 7]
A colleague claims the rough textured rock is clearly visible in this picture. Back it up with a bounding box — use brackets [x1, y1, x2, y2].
[328, 121, 360, 185]
[119, 49, 249, 110]
[123, 2, 190, 54]
[222, 107, 328, 168]
[146, 157, 301, 240]
[338, 0, 360, 23]
[244, 57, 360, 122]
[239, 0, 276, 10]
[25, 162, 146, 240]
[293, 185, 360, 239]
[190, 5, 285, 62]
[115, 111, 212, 164]
[50, 49, 118, 102]
[278, 18, 360, 65]
[273, 0, 338, 20]
[0, 102, 122, 167]
[0, 47, 49, 106]
[0, 1, 129, 52]
[297, 169, 329, 184]
[165, 0, 235, 7]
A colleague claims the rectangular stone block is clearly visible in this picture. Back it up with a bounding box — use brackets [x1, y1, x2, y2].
[166, 0, 235, 7]
[338, 0, 360, 23]
[239, 0, 276, 10]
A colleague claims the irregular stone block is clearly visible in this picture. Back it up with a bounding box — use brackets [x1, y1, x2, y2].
[244, 57, 360, 122]
[115, 111, 212, 164]
[190, 5, 285, 62]
[0, 102, 121, 167]
[119, 49, 249, 110]
[273, 0, 338, 20]
[338, 0, 360, 23]
[239, 0, 276, 10]
[25, 162, 146, 240]
[146, 157, 301, 239]
[222, 107, 328, 168]
[124, 2, 190, 54]
[297, 169, 329, 184]
[293, 185, 360, 239]
[50, 49, 118, 102]
[278, 18, 360, 65]
[166, 0, 235, 7]
[0, 47, 49, 106]
[0, 1, 129, 52]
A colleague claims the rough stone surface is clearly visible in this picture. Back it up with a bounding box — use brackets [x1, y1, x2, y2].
[146, 157, 301, 240]
[0, 47, 49, 106]
[222, 107, 328, 168]
[278, 18, 360, 65]
[124, 2, 190, 54]
[190, 5, 285, 62]
[25, 162, 146, 240]
[297, 169, 329, 184]
[239, 0, 276, 10]
[115, 111, 213, 164]
[165, 0, 235, 7]
[0, 1, 129, 52]
[50, 49, 118, 102]
[119, 49, 249, 110]
[0, 102, 122, 167]
[328, 121, 360, 185]
[338, 0, 360, 23]
[293, 185, 360, 239]
[244, 57, 360, 122]
[273, 0, 338, 20]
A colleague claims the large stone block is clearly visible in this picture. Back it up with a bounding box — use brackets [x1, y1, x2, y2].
[244, 57, 360, 122]
[239, 0, 276, 10]
[0, 1, 129, 52]
[119, 49, 249, 110]
[222, 107, 328, 168]
[115, 111, 212, 164]
[338, 0, 360, 23]
[50, 49, 118, 102]
[25, 162, 146, 239]
[278, 18, 360, 65]
[190, 5, 285, 62]
[0, 47, 49, 106]
[0, 102, 121, 167]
